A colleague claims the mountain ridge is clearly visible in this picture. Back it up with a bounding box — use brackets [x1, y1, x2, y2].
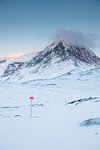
[0, 40, 100, 82]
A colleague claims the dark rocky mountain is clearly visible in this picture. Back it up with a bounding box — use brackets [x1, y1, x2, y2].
[1, 40, 100, 81]
[26, 40, 100, 67]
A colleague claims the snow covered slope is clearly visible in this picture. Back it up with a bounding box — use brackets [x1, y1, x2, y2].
[1, 40, 100, 82]
[0, 51, 38, 77]
[0, 57, 15, 76]
[0, 41, 100, 150]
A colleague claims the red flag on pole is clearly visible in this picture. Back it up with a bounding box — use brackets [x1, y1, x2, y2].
[30, 97, 34, 100]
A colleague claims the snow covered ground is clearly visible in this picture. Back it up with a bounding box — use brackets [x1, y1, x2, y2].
[0, 75, 100, 150]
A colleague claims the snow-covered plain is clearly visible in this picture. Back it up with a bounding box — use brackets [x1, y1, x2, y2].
[0, 72, 100, 150]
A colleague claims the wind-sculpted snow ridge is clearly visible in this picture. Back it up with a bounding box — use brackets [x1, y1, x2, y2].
[1, 39, 100, 82]
[78, 67, 100, 81]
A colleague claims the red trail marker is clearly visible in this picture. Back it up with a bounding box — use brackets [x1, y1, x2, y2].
[30, 97, 34, 100]
[41, 104, 44, 107]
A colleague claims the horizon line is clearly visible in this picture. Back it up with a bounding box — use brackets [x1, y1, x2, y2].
[0, 52, 27, 58]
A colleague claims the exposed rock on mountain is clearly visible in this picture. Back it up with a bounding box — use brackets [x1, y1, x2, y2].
[1, 40, 100, 82]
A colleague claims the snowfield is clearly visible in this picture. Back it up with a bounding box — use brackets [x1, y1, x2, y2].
[0, 72, 100, 150]
[0, 40, 100, 150]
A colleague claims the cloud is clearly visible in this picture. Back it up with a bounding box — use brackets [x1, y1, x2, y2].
[55, 29, 100, 49]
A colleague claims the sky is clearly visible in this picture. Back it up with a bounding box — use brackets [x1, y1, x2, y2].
[0, 0, 100, 57]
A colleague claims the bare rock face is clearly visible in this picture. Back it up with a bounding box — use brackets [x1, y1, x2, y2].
[0, 59, 6, 64]
[1, 40, 100, 78]
[26, 40, 100, 68]
[2, 62, 24, 77]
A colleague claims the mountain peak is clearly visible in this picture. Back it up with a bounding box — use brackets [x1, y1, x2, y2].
[40, 39, 100, 65]
[45, 39, 69, 50]
[1, 39, 100, 82]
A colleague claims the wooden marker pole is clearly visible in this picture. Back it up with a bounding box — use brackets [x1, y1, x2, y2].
[30, 99, 32, 117]
[30, 97, 34, 117]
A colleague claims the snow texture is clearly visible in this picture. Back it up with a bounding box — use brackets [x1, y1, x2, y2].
[0, 69, 100, 150]
[0, 40, 100, 150]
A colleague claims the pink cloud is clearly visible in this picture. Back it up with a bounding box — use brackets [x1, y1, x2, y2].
[0, 52, 27, 58]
